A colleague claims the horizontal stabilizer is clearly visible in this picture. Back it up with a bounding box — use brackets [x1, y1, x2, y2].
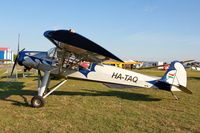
[173, 85, 192, 94]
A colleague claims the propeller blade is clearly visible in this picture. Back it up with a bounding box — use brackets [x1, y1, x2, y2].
[17, 34, 20, 53]
[11, 54, 19, 76]
[10, 48, 25, 76]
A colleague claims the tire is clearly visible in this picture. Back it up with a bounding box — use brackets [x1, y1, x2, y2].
[31, 96, 45, 108]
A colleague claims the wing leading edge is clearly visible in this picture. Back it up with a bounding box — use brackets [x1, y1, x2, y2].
[44, 29, 123, 62]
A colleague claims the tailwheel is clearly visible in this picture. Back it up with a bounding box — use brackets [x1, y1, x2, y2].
[31, 96, 45, 108]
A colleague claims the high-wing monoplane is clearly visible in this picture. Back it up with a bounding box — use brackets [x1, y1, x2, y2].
[11, 29, 192, 108]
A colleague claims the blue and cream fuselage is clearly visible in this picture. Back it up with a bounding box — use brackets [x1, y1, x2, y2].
[17, 49, 181, 92]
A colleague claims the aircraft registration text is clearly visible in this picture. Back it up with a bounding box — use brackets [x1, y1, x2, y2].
[111, 72, 138, 83]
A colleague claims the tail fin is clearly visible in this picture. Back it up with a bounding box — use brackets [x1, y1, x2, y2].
[156, 61, 192, 94]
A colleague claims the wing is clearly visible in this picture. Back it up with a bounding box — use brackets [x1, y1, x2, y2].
[44, 29, 123, 63]
[103, 61, 142, 65]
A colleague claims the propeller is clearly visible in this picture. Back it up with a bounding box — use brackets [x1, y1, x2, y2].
[10, 34, 25, 76]
[10, 48, 25, 76]
[138, 60, 194, 70]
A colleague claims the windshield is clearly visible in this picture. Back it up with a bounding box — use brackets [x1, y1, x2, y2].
[47, 47, 57, 58]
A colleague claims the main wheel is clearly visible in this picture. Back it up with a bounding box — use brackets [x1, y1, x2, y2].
[31, 96, 45, 108]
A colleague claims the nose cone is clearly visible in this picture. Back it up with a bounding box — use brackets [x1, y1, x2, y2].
[18, 51, 25, 66]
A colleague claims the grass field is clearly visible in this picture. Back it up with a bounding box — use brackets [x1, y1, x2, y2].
[0, 68, 200, 133]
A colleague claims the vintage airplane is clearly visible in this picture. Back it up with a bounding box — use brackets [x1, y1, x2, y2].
[190, 62, 200, 71]
[138, 60, 194, 70]
[11, 29, 192, 108]
[102, 61, 142, 68]
[191, 66, 200, 71]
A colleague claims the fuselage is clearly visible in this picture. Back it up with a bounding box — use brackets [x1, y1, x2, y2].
[18, 49, 159, 89]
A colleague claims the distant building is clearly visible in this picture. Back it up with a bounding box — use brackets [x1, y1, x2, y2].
[0, 48, 13, 64]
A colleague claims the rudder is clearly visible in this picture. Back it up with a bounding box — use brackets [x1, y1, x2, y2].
[159, 61, 192, 94]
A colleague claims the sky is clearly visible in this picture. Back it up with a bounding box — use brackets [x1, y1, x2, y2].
[0, 0, 200, 62]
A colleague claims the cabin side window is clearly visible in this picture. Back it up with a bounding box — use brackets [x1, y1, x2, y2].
[47, 47, 58, 59]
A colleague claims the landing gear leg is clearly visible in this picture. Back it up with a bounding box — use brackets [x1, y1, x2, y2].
[31, 70, 67, 108]
[31, 71, 50, 108]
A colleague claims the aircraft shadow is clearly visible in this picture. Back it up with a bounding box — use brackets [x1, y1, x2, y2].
[0, 81, 161, 107]
[52, 89, 161, 102]
[0, 81, 31, 107]
[1, 74, 38, 79]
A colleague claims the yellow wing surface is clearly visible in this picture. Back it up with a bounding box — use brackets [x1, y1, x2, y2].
[103, 61, 142, 68]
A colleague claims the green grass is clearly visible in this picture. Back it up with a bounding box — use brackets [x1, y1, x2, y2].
[0, 68, 200, 133]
